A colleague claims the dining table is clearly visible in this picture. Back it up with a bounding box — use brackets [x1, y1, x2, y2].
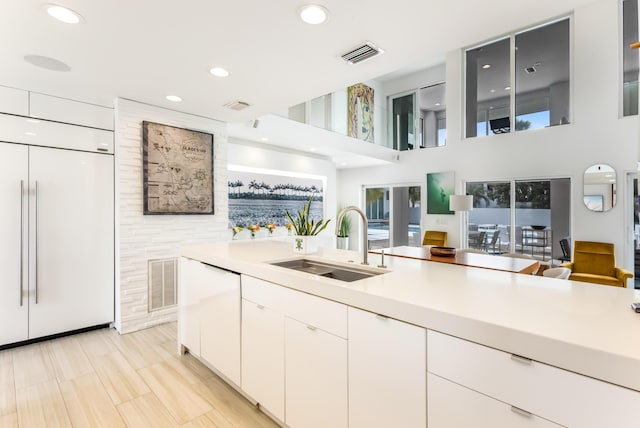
[369, 246, 540, 274]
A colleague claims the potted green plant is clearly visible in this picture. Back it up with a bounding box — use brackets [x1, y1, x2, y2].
[285, 196, 330, 254]
[336, 210, 351, 250]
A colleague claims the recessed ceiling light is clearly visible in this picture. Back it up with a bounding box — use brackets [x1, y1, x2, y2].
[209, 67, 230, 78]
[26, 118, 40, 124]
[260, 137, 269, 142]
[25, 132, 37, 136]
[24, 54, 71, 72]
[165, 95, 182, 102]
[505, 86, 511, 90]
[435, 103, 441, 106]
[44, 4, 83, 24]
[490, 89, 495, 93]
[310, 148, 317, 152]
[299, 4, 329, 24]
[482, 64, 491, 69]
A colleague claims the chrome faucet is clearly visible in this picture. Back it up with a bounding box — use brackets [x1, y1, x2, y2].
[336, 206, 369, 265]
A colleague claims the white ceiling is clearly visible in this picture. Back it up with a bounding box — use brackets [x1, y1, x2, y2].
[1, 1, 597, 136]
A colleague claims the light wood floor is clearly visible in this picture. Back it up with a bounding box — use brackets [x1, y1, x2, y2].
[0, 323, 279, 428]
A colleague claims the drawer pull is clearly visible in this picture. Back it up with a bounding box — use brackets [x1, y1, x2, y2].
[256, 304, 265, 310]
[376, 314, 388, 320]
[510, 354, 532, 365]
[306, 324, 317, 331]
[510, 406, 532, 418]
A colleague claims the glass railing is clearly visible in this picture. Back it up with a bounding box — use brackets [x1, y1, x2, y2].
[274, 88, 391, 149]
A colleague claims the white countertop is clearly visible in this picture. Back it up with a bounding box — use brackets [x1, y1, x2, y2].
[182, 240, 640, 391]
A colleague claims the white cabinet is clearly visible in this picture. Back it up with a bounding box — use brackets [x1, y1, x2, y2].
[427, 330, 640, 428]
[200, 265, 241, 386]
[240, 275, 347, 428]
[179, 258, 241, 386]
[428, 373, 562, 428]
[0, 143, 114, 346]
[179, 257, 204, 356]
[348, 307, 426, 428]
[241, 298, 285, 421]
[0, 143, 29, 344]
[285, 317, 348, 428]
[0, 85, 28, 116]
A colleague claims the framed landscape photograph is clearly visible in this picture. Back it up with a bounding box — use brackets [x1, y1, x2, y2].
[227, 166, 325, 227]
[142, 121, 214, 215]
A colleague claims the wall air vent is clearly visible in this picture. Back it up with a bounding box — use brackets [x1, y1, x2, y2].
[148, 258, 177, 312]
[224, 100, 251, 111]
[341, 42, 384, 65]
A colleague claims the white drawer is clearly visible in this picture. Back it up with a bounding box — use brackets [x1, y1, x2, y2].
[428, 373, 563, 428]
[242, 275, 294, 309]
[427, 330, 640, 428]
[241, 275, 347, 338]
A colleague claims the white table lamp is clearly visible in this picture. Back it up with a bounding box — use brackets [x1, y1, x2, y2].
[450, 195, 473, 248]
[449, 195, 473, 212]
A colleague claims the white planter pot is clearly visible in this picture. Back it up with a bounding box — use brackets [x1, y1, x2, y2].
[293, 235, 319, 254]
[336, 236, 349, 250]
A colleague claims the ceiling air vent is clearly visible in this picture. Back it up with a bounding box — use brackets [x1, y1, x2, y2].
[224, 100, 251, 111]
[341, 42, 384, 65]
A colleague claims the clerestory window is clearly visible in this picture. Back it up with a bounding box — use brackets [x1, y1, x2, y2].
[465, 18, 571, 138]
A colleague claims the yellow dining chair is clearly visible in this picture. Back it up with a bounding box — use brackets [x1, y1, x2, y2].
[422, 230, 448, 247]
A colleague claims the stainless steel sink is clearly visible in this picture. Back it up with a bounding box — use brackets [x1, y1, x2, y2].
[269, 258, 385, 282]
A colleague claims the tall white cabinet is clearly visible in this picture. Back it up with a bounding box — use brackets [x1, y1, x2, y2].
[0, 142, 114, 346]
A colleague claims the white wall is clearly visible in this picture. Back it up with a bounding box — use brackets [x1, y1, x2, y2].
[338, 0, 638, 272]
[115, 98, 229, 333]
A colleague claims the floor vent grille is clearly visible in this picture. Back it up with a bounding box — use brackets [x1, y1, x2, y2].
[148, 258, 178, 312]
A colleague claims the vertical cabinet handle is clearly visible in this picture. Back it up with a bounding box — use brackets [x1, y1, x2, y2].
[19, 180, 24, 307]
[35, 181, 39, 304]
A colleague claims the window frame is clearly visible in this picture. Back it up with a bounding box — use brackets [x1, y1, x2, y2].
[463, 15, 573, 139]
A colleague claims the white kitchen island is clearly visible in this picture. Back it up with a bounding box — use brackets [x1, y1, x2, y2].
[180, 240, 640, 428]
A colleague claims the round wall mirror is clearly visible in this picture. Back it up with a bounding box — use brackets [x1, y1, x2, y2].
[583, 164, 616, 212]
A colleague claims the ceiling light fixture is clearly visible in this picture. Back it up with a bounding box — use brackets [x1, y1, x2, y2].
[299, 4, 329, 24]
[505, 86, 511, 90]
[209, 67, 230, 78]
[310, 148, 317, 152]
[165, 95, 182, 102]
[260, 137, 269, 142]
[44, 4, 83, 24]
[482, 64, 491, 69]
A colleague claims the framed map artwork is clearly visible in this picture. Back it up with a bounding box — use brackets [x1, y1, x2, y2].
[142, 121, 214, 214]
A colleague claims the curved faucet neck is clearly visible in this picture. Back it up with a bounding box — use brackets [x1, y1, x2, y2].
[336, 206, 369, 265]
